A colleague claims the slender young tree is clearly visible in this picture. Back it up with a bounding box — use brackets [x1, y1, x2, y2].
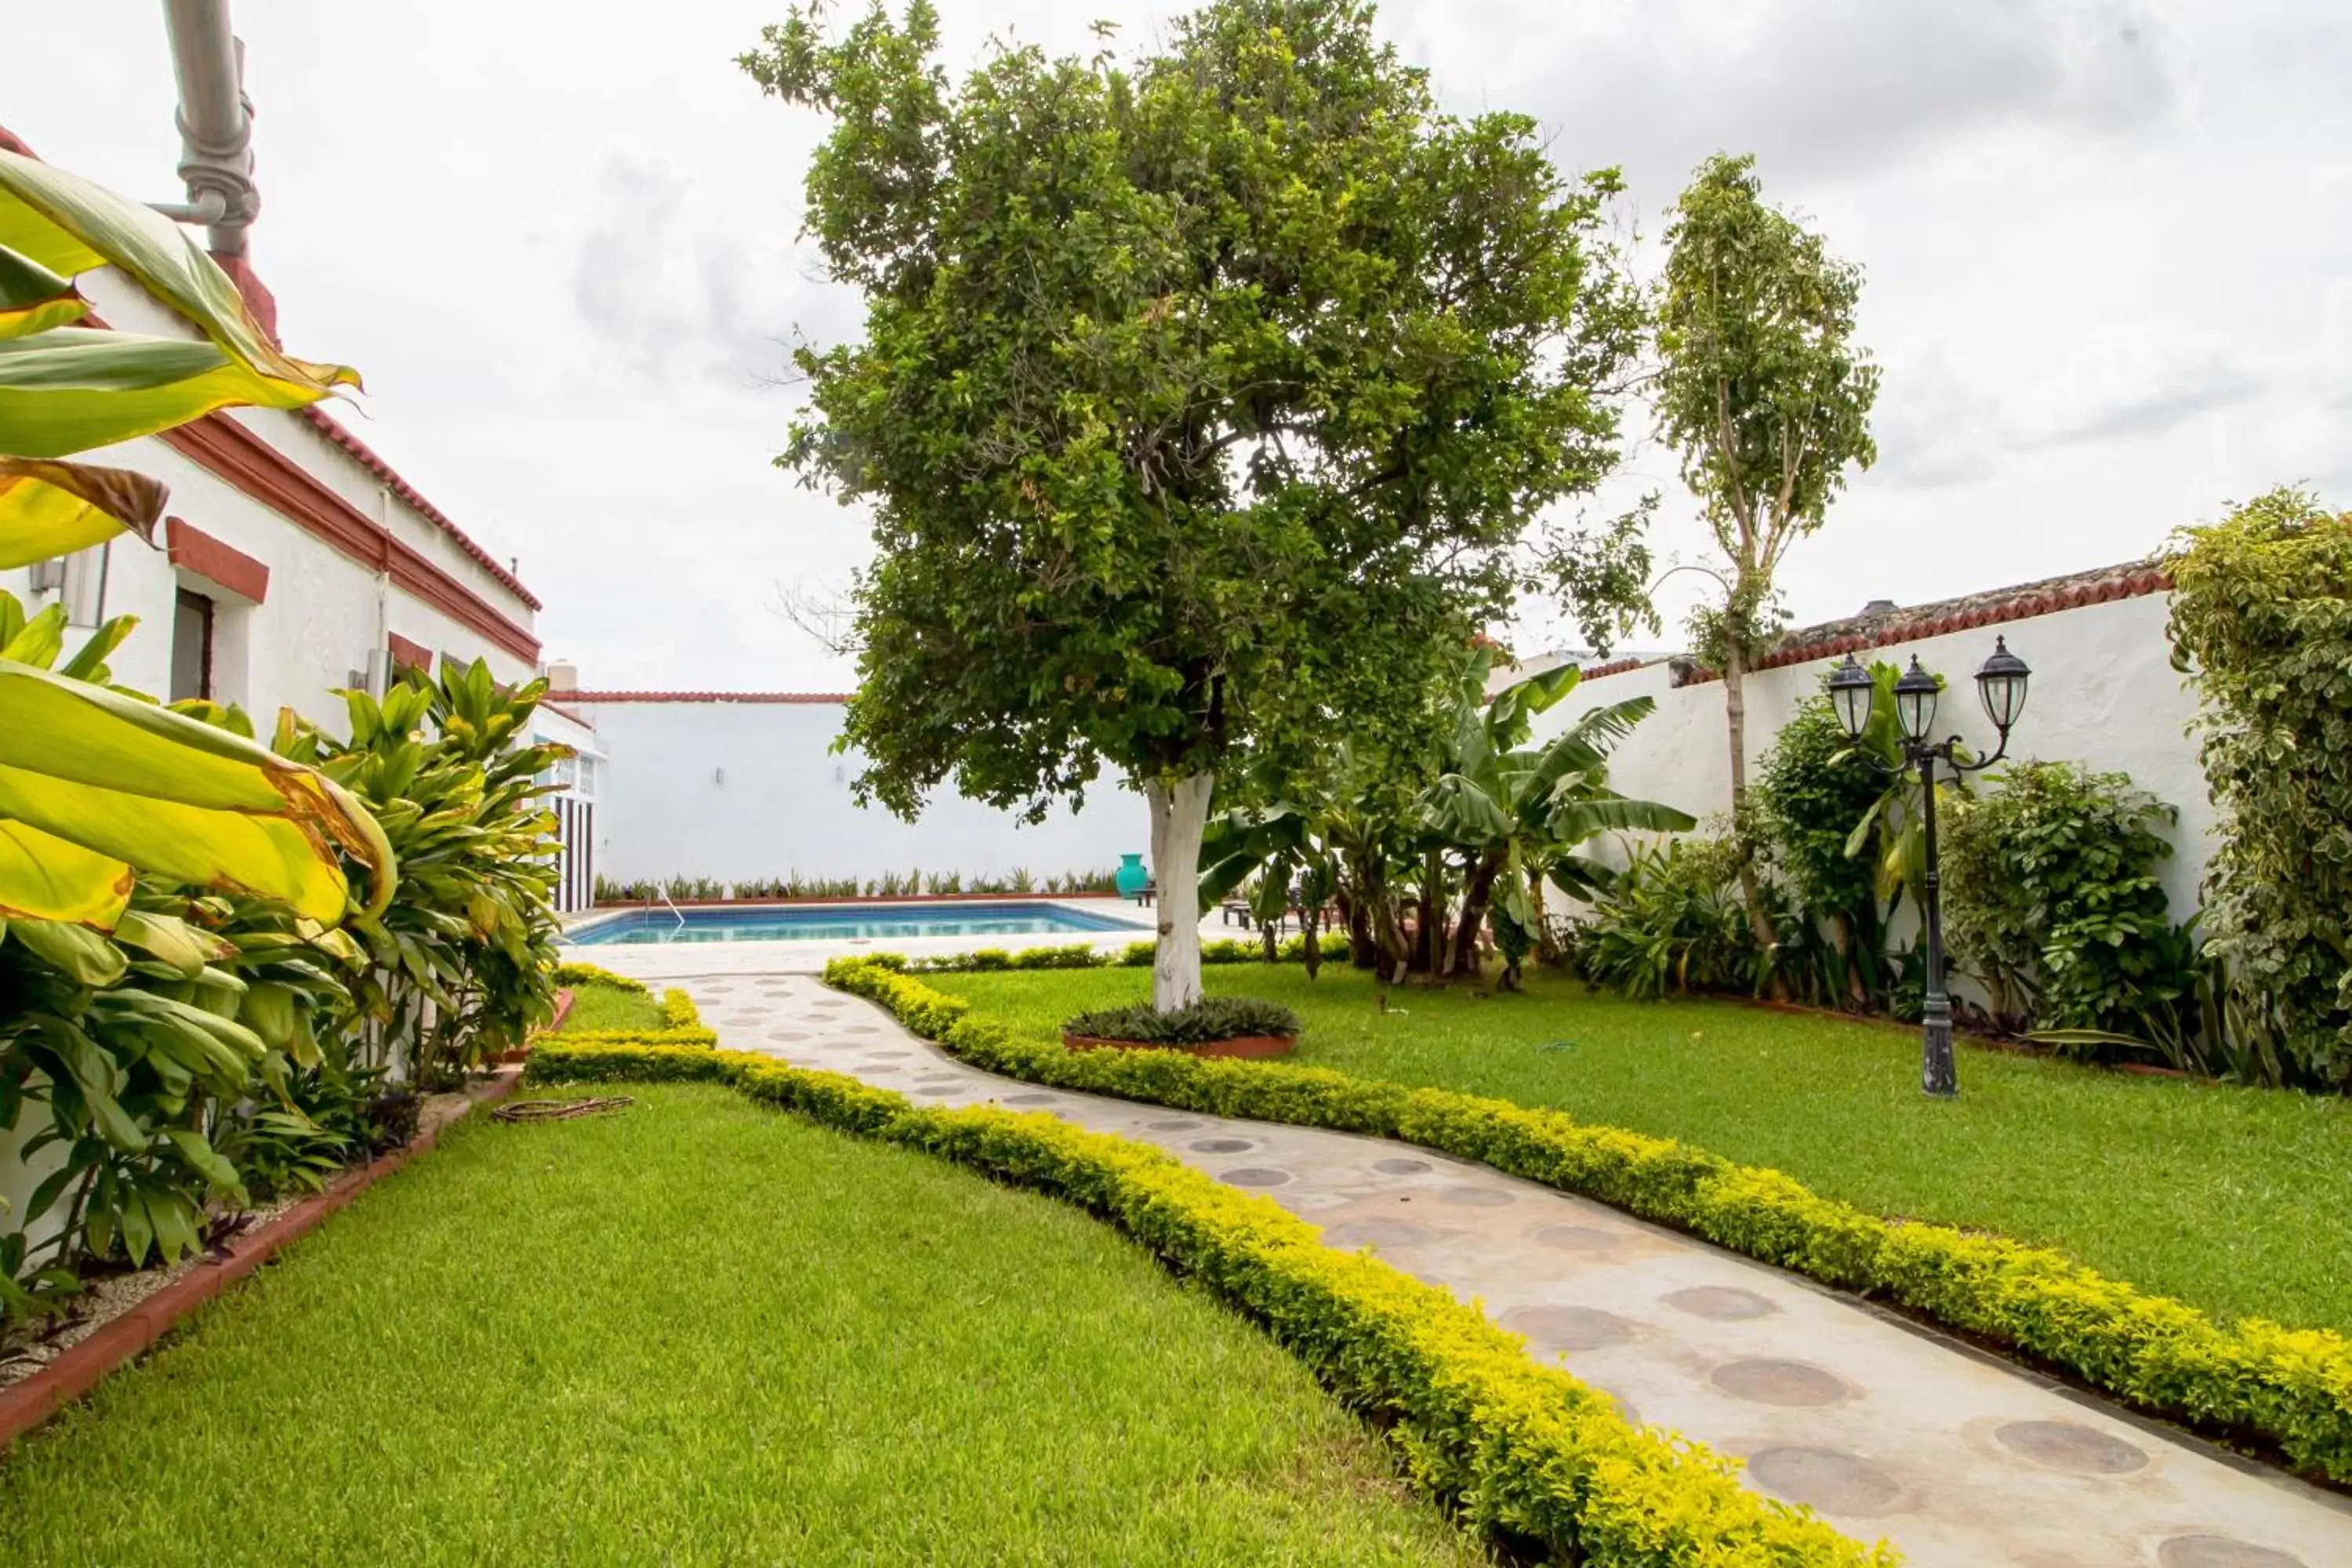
[1655, 153, 1879, 969]
[743, 0, 1643, 1010]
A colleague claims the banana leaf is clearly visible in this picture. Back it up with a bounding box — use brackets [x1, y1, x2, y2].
[0, 327, 353, 459]
[0, 241, 82, 339]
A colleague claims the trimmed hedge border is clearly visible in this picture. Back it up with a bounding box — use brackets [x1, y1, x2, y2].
[550, 960, 649, 993]
[525, 1039, 1886, 1567]
[826, 954, 2352, 1486]
[548, 982, 717, 1048]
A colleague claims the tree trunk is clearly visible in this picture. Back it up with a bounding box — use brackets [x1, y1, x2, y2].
[1449, 851, 1503, 978]
[1337, 887, 1377, 969]
[1723, 644, 1788, 998]
[1145, 772, 1213, 1012]
[1301, 913, 1323, 980]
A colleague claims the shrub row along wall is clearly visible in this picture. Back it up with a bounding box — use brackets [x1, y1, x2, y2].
[524, 1038, 1886, 1568]
[1530, 584, 2212, 914]
[823, 955, 2352, 1485]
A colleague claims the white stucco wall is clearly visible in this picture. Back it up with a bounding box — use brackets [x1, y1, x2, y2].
[580, 700, 1145, 889]
[1531, 589, 2214, 913]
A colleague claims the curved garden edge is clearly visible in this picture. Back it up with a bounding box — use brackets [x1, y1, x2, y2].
[521, 1042, 1889, 1567]
[822, 955, 2352, 1489]
[0, 1069, 522, 1449]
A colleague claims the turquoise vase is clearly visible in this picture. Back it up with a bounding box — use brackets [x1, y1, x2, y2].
[1113, 853, 1150, 898]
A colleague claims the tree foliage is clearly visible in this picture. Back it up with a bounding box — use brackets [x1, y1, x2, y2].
[742, 0, 1645, 1003]
[1653, 151, 1878, 973]
[2167, 487, 2352, 1086]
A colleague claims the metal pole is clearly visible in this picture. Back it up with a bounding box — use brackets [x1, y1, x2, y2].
[1918, 749, 1958, 1097]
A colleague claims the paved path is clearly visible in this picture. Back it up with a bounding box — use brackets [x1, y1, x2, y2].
[622, 961, 2352, 1568]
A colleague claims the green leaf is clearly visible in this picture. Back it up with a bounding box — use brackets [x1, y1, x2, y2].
[0, 657, 397, 924]
[0, 818, 134, 926]
[0, 327, 352, 460]
[0, 149, 358, 397]
[0, 241, 83, 339]
[0, 456, 165, 568]
[165, 1128, 245, 1197]
[7, 915, 125, 984]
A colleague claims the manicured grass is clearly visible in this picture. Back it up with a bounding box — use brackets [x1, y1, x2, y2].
[0, 1085, 1483, 1567]
[555, 978, 662, 1033]
[928, 965, 2352, 1336]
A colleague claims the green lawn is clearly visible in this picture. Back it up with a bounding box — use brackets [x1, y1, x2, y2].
[555, 978, 662, 1033]
[0, 1085, 1482, 1567]
[928, 965, 2352, 1336]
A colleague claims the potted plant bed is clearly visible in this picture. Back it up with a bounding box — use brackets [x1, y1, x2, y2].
[1060, 998, 1301, 1059]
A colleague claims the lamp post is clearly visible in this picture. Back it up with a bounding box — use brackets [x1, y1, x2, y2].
[1827, 637, 2032, 1098]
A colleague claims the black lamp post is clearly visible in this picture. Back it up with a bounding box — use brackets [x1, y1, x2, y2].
[1827, 637, 2032, 1098]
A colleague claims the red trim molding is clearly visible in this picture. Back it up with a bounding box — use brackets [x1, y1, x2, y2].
[1679, 566, 2171, 688]
[165, 516, 270, 604]
[160, 414, 541, 664]
[299, 409, 541, 610]
[565, 690, 853, 704]
[387, 632, 432, 673]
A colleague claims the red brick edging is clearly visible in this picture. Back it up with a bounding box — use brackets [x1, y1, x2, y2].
[0, 1068, 522, 1447]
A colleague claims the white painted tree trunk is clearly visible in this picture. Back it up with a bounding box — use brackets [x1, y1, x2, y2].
[1145, 771, 1213, 1012]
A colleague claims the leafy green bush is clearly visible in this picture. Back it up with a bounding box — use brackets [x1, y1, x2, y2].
[2168, 488, 2352, 1087]
[550, 960, 648, 993]
[826, 955, 2352, 1483]
[525, 1040, 1883, 1566]
[1065, 997, 1303, 1045]
[1755, 692, 1892, 1004]
[1941, 761, 2180, 1039]
[1572, 837, 1755, 999]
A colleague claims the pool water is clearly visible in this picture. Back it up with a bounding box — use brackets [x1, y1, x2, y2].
[566, 899, 1146, 946]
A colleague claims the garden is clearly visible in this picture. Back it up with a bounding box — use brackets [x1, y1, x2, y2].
[6, 1, 2352, 1564]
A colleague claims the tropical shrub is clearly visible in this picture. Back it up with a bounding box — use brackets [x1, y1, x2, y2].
[1755, 690, 1890, 1004]
[2167, 488, 2352, 1087]
[304, 661, 566, 1087]
[1940, 761, 2179, 1039]
[1572, 837, 1755, 1000]
[1065, 997, 1303, 1046]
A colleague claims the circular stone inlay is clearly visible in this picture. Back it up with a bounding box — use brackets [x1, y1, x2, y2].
[1000, 1093, 1058, 1106]
[1994, 1419, 2149, 1475]
[844, 1025, 880, 1036]
[1189, 1137, 1256, 1154]
[1373, 1157, 1432, 1176]
[2158, 1537, 2309, 1568]
[1221, 1167, 1291, 1188]
[913, 1086, 960, 1098]
[1744, 1446, 1902, 1516]
[1711, 1359, 1849, 1407]
[766, 1032, 810, 1043]
[1664, 1286, 1777, 1321]
[1438, 1185, 1515, 1208]
[1501, 1305, 1638, 1351]
[1532, 1223, 1624, 1252]
[867, 1050, 910, 1059]
[1146, 1119, 1203, 1132]
[1320, 1219, 1443, 1250]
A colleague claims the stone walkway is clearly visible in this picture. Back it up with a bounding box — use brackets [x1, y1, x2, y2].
[622, 960, 2352, 1568]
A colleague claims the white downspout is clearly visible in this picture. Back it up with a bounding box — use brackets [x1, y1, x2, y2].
[156, 1, 260, 256]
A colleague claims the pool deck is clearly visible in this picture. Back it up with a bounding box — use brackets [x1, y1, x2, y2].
[561, 896, 1207, 978]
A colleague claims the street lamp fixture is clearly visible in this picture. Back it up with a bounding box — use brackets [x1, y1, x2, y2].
[1827, 637, 2033, 1098]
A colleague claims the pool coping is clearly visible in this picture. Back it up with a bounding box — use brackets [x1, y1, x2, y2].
[562, 895, 1156, 948]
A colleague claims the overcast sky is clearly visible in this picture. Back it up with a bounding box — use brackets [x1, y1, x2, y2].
[6, 1, 2346, 688]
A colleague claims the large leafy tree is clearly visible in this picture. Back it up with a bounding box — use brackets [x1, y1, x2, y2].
[744, 0, 1643, 1008]
[1655, 152, 1878, 977]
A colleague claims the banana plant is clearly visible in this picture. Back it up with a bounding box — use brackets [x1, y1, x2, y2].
[1418, 660, 1694, 981]
[1835, 659, 1968, 909]
[0, 148, 387, 931]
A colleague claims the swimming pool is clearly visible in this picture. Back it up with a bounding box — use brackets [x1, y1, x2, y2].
[565, 899, 1147, 946]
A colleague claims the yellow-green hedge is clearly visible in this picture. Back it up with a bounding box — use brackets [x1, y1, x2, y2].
[550, 985, 717, 1047]
[525, 1036, 1886, 1566]
[825, 954, 2352, 1485]
[550, 960, 647, 993]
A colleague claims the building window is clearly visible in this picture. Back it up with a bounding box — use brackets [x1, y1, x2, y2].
[170, 587, 215, 702]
